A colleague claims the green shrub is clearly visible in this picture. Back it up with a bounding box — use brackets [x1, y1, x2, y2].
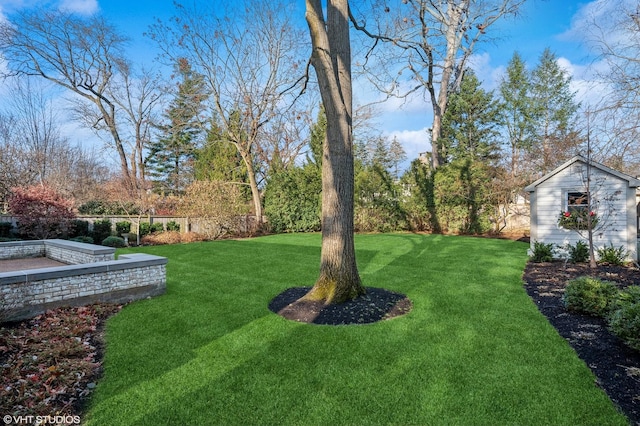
[597, 243, 628, 266]
[102, 236, 126, 248]
[610, 285, 640, 312]
[166, 221, 180, 232]
[566, 240, 589, 263]
[70, 236, 94, 244]
[0, 222, 13, 238]
[608, 302, 640, 351]
[69, 219, 90, 238]
[139, 222, 164, 237]
[115, 221, 131, 235]
[264, 164, 321, 233]
[622, 286, 640, 304]
[530, 241, 554, 263]
[139, 222, 151, 237]
[92, 219, 112, 244]
[563, 276, 620, 316]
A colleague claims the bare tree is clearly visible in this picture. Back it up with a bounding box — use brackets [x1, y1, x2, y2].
[579, 0, 640, 172]
[0, 8, 161, 195]
[5, 79, 64, 185]
[0, 78, 108, 206]
[303, 0, 366, 304]
[0, 113, 31, 208]
[350, 0, 526, 169]
[69, 64, 164, 193]
[149, 0, 309, 226]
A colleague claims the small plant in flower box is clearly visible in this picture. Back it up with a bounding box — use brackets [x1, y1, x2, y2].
[558, 210, 598, 230]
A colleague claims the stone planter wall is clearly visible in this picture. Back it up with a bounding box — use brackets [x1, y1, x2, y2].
[0, 240, 167, 322]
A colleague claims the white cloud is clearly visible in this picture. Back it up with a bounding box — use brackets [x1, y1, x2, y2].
[468, 52, 506, 91]
[561, 0, 638, 48]
[58, 0, 99, 15]
[385, 127, 432, 163]
[554, 56, 614, 110]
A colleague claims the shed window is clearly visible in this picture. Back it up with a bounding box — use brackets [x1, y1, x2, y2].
[567, 191, 589, 213]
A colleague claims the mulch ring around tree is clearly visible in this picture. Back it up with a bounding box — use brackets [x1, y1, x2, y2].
[523, 261, 640, 425]
[269, 287, 412, 325]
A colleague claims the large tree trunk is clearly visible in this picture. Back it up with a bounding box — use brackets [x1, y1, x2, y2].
[302, 0, 365, 304]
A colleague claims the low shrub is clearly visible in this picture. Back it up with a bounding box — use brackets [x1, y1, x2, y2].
[620, 286, 640, 305]
[166, 221, 180, 232]
[139, 222, 164, 237]
[607, 285, 640, 312]
[566, 240, 589, 263]
[92, 219, 112, 244]
[0, 222, 13, 238]
[597, 243, 628, 266]
[181, 232, 207, 243]
[70, 236, 94, 244]
[69, 220, 90, 238]
[530, 241, 554, 263]
[563, 276, 620, 316]
[608, 302, 640, 351]
[115, 221, 131, 235]
[140, 231, 206, 245]
[141, 231, 182, 246]
[139, 222, 151, 237]
[102, 236, 126, 248]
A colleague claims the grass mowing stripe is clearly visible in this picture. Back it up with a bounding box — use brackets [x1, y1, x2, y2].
[86, 234, 628, 425]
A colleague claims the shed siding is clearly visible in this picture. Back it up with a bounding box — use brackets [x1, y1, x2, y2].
[531, 162, 636, 260]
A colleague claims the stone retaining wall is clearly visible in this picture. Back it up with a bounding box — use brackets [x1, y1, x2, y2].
[0, 240, 115, 263]
[0, 240, 167, 322]
[0, 242, 46, 259]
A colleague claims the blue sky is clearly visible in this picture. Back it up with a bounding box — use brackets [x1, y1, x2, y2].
[0, 0, 617, 165]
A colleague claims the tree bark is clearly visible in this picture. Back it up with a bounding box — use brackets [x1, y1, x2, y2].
[303, 0, 365, 304]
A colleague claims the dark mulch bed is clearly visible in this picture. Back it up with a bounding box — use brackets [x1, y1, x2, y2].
[269, 287, 412, 325]
[523, 262, 640, 425]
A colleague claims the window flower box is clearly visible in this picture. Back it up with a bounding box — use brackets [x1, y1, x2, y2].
[558, 210, 598, 230]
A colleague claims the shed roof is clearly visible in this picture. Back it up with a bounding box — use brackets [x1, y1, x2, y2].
[524, 155, 640, 192]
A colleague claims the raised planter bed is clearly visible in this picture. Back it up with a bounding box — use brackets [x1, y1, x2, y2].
[0, 239, 167, 322]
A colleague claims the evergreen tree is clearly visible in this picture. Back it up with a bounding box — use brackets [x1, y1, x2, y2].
[307, 105, 326, 168]
[146, 58, 208, 194]
[264, 106, 324, 233]
[529, 48, 581, 173]
[194, 119, 248, 185]
[440, 69, 501, 163]
[369, 136, 393, 170]
[388, 137, 407, 180]
[498, 52, 537, 179]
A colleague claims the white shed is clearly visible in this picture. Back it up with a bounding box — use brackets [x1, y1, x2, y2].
[525, 155, 640, 261]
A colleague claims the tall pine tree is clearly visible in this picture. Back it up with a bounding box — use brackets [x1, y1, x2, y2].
[439, 69, 501, 163]
[498, 52, 537, 180]
[146, 58, 208, 194]
[529, 48, 580, 174]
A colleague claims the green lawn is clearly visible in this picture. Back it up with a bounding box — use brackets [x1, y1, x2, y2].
[85, 233, 627, 425]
